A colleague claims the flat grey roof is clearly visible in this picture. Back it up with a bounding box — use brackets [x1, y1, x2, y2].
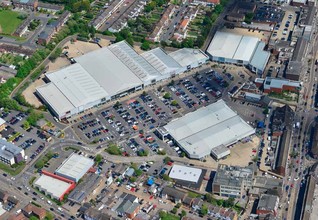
[214, 164, 253, 187]
[55, 153, 94, 181]
[164, 100, 255, 159]
[34, 174, 71, 198]
[0, 139, 24, 161]
[169, 164, 202, 183]
[257, 194, 279, 211]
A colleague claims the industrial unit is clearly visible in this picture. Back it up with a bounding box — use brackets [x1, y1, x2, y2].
[36, 41, 208, 120]
[158, 100, 255, 159]
[34, 171, 75, 201]
[206, 31, 270, 74]
[55, 153, 94, 182]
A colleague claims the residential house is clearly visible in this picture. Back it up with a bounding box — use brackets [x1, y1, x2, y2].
[161, 186, 186, 203]
[37, 27, 55, 45]
[182, 196, 194, 208]
[37, 2, 64, 13]
[22, 204, 46, 220]
[191, 198, 203, 211]
[0, 118, 6, 132]
[12, 0, 38, 10]
[13, 17, 32, 37]
[192, 0, 220, 6]
[148, 5, 175, 42]
[116, 193, 140, 219]
[84, 207, 113, 220]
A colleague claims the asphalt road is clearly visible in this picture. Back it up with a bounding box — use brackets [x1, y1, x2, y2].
[160, 3, 189, 42]
[282, 14, 318, 220]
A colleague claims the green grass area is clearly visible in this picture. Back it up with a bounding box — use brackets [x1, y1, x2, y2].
[159, 212, 180, 220]
[0, 10, 23, 35]
[188, 191, 201, 198]
[7, 132, 21, 142]
[0, 162, 26, 176]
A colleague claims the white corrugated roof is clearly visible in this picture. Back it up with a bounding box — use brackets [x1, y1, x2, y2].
[164, 100, 255, 159]
[169, 164, 202, 183]
[207, 32, 242, 59]
[207, 31, 262, 62]
[74, 46, 143, 96]
[141, 48, 182, 75]
[34, 175, 72, 198]
[233, 36, 259, 61]
[249, 42, 270, 72]
[55, 153, 94, 181]
[36, 83, 75, 116]
[46, 63, 108, 107]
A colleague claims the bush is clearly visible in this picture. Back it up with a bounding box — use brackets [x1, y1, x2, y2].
[162, 174, 170, 181]
[170, 207, 178, 214]
[106, 144, 122, 155]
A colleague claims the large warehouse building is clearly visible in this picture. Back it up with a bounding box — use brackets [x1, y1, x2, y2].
[36, 41, 208, 120]
[34, 171, 75, 201]
[206, 31, 270, 74]
[160, 100, 255, 159]
[55, 153, 94, 182]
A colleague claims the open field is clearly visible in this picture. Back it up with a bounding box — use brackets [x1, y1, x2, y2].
[0, 10, 23, 35]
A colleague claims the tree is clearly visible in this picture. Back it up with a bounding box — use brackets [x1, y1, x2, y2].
[263, 107, 269, 114]
[214, 5, 223, 14]
[135, 169, 143, 177]
[23, 121, 30, 129]
[200, 204, 208, 216]
[49, 47, 62, 61]
[180, 152, 186, 157]
[29, 216, 39, 220]
[171, 100, 178, 106]
[26, 110, 44, 126]
[181, 210, 187, 217]
[157, 85, 163, 92]
[163, 156, 171, 164]
[163, 92, 171, 99]
[94, 154, 103, 163]
[130, 176, 137, 182]
[141, 41, 151, 50]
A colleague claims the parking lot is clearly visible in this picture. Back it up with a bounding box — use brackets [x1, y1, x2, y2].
[271, 9, 297, 42]
[0, 110, 50, 164]
[71, 66, 259, 159]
